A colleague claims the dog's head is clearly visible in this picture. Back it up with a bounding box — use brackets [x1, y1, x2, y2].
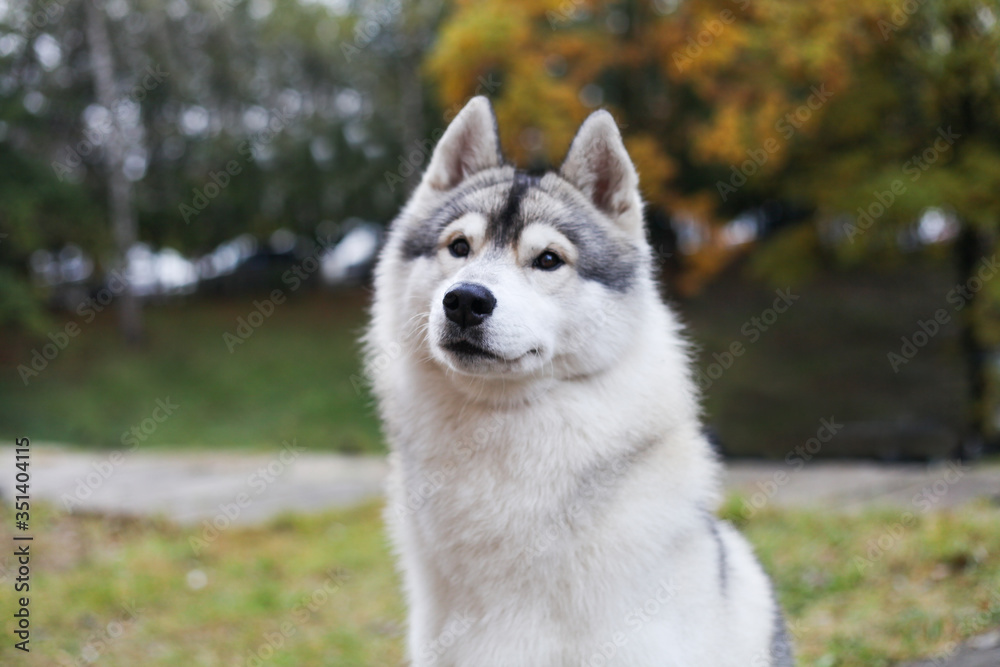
[373, 97, 654, 388]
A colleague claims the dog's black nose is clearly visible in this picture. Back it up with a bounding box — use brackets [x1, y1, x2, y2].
[443, 283, 496, 328]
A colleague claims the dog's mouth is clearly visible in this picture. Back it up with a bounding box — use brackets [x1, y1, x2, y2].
[443, 339, 501, 360]
[440, 339, 544, 370]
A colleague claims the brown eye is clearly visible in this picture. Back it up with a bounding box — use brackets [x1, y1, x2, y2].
[533, 251, 563, 271]
[449, 238, 470, 258]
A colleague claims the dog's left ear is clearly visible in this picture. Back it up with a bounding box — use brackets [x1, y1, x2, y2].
[423, 96, 503, 191]
[560, 111, 642, 233]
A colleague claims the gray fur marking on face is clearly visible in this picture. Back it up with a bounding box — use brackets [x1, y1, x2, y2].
[543, 210, 640, 292]
[399, 169, 641, 293]
[486, 170, 540, 249]
[398, 169, 513, 260]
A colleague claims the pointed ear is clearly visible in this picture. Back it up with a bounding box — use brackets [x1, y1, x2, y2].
[560, 110, 642, 230]
[422, 96, 503, 191]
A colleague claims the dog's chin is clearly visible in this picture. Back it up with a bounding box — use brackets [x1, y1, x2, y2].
[432, 338, 546, 377]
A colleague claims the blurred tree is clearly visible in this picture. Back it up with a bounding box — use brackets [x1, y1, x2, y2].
[0, 144, 101, 335]
[0, 0, 443, 335]
[427, 0, 1000, 451]
[83, 0, 142, 342]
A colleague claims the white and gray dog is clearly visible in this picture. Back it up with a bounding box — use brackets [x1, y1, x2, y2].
[366, 96, 792, 666]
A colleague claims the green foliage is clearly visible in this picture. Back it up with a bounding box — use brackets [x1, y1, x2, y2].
[427, 0, 1000, 239]
[0, 266, 48, 333]
[0, 144, 102, 332]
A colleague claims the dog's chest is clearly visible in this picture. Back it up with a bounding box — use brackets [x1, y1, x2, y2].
[393, 408, 614, 568]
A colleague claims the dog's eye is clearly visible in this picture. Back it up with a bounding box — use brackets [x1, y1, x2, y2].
[448, 238, 471, 258]
[533, 251, 563, 271]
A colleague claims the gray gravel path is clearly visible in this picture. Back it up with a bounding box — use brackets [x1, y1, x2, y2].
[3, 445, 999, 525]
[0, 443, 388, 525]
[724, 459, 1000, 513]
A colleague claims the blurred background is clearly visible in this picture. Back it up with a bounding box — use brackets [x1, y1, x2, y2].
[1, 0, 1000, 665]
[3, 0, 1000, 460]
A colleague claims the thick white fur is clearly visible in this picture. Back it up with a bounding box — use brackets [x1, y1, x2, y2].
[367, 97, 785, 666]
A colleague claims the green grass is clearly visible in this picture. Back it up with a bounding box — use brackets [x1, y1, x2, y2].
[2, 499, 998, 666]
[722, 498, 1000, 665]
[0, 501, 404, 666]
[0, 290, 383, 453]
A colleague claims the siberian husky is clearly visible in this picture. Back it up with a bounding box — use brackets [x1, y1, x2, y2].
[366, 96, 792, 666]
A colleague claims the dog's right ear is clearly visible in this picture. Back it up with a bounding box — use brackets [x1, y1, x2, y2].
[422, 96, 502, 191]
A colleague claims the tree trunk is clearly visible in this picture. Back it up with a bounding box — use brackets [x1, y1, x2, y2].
[396, 29, 426, 194]
[955, 224, 991, 457]
[83, 0, 143, 344]
[399, 61, 424, 193]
